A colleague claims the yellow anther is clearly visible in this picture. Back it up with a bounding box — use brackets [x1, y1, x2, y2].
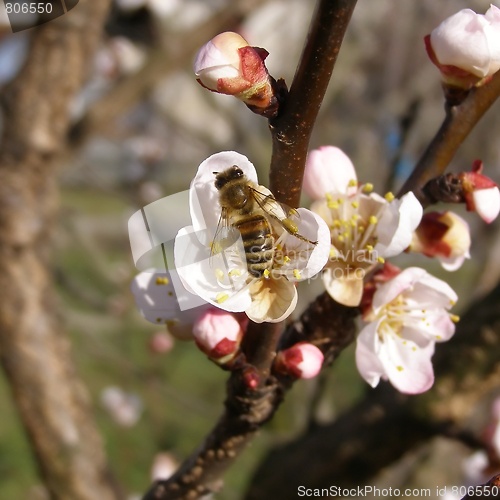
[263, 269, 270, 279]
[369, 215, 378, 225]
[362, 183, 374, 193]
[365, 244, 374, 252]
[351, 201, 359, 209]
[215, 268, 225, 280]
[348, 179, 358, 187]
[329, 248, 337, 258]
[215, 292, 229, 304]
[384, 192, 395, 202]
[396, 365, 404, 372]
[329, 201, 339, 209]
[293, 269, 302, 279]
[450, 314, 460, 323]
[338, 235, 345, 242]
[155, 277, 169, 285]
[333, 220, 342, 227]
[283, 256, 291, 263]
[377, 256, 385, 264]
[228, 269, 242, 277]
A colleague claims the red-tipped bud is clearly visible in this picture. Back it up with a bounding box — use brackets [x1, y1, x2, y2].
[460, 161, 500, 223]
[426, 6, 500, 96]
[408, 211, 471, 271]
[194, 31, 280, 117]
[274, 342, 324, 379]
[192, 308, 243, 364]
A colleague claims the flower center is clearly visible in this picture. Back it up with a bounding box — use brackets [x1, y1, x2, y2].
[326, 183, 389, 269]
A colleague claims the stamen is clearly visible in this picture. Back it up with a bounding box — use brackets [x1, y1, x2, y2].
[384, 192, 395, 202]
[156, 277, 169, 285]
[215, 292, 229, 304]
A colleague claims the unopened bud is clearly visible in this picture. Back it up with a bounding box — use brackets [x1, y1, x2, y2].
[192, 308, 243, 364]
[274, 342, 324, 379]
[194, 31, 281, 117]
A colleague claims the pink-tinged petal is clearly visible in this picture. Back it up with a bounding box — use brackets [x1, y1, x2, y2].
[303, 146, 357, 200]
[472, 186, 500, 223]
[246, 278, 297, 323]
[189, 151, 258, 234]
[376, 192, 423, 258]
[372, 267, 428, 312]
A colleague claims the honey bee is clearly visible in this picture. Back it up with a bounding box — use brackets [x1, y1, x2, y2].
[212, 165, 317, 278]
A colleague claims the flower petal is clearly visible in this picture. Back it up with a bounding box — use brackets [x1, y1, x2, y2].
[303, 146, 357, 200]
[189, 151, 258, 235]
[277, 208, 331, 281]
[472, 186, 500, 223]
[246, 278, 297, 323]
[174, 226, 252, 313]
[323, 270, 364, 307]
[376, 192, 423, 258]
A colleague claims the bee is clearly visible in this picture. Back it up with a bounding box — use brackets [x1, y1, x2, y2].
[212, 165, 317, 278]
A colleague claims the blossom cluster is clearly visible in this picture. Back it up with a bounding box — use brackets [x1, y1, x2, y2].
[128, 7, 500, 394]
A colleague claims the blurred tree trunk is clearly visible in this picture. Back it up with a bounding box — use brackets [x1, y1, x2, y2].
[0, 2, 122, 499]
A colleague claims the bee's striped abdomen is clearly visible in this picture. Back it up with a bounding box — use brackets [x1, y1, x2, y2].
[234, 215, 274, 278]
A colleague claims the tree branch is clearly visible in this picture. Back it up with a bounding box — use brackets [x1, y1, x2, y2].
[0, 2, 122, 499]
[268, 0, 358, 208]
[398, 72, 500, 204]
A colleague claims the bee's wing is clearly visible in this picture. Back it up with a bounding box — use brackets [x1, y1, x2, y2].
[210, 208, 241, 260]
[250, 186, 298, 222]
[250, 186, 317, 245]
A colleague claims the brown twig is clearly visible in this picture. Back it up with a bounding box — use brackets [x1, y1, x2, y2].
[268, 0, 358, 208]
[397, 72, 500, 205]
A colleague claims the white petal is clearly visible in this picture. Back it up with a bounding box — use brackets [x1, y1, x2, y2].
[189, 151, 258, 234]
[378, 332, 435, 394]
[277, 208, 331, 281]
[303, 146, 357, 200]
[376, 192, 422, 258]
[472, 186, 500, 223]
[174, 226, 252, 313]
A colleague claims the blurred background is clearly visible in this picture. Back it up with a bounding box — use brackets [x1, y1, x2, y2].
[0, 0, 499, 498]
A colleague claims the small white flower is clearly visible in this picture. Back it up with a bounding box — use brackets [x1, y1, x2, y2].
[174, 152, 331, 323]
[101, 386, 143, 427]
[356, 267, 458, 394]
[304, 146, 423, 306]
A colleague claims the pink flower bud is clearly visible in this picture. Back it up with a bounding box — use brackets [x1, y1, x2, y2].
[274, 342, 324, 379]
[303, 146, 357, 200]
[460, 161, 500, 223]
[408, 211, 471, 271]
[426, 6, 500, 90]
[194, 32, 278, 116]
[192, 308, 243, 363]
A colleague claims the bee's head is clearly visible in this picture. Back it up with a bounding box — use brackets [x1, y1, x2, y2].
[214, 165, 244, 190]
